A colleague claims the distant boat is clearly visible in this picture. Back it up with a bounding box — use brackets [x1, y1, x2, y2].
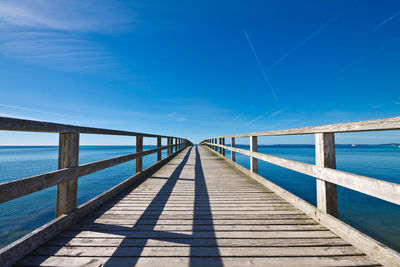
[352, 144, 356, 147]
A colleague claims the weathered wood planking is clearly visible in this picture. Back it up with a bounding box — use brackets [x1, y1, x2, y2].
[14, 146, 379, 267]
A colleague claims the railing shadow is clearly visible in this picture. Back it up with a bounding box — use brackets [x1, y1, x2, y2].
[102, 147, 193, 266]
[190, 146, 222, 266]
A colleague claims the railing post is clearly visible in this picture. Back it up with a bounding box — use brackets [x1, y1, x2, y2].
[231, 137, 235, 162]
[173, 138, 176, 153]
[214, 138, 217, 151]
[136, 136, 143, 173]
[56, 132, 79, 217]
[167, 137, 172, 155]
[315, 133, 338, 217]
[250, 136, 258, 173]
[221, 137, 225, 156]
[157, 137, 162, 161]
[174, 138, 178, 152]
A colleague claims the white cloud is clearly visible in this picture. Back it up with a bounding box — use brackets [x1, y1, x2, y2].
[0, 0, 133, 32]
[0, 1, 134, 71]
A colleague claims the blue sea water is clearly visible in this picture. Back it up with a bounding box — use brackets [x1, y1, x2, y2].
[0, 145, 399, 252]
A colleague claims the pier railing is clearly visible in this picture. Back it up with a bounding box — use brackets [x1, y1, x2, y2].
[202, 116, 400, 215]
[0, 117, 190, 216]
[201, 116, 400, 265]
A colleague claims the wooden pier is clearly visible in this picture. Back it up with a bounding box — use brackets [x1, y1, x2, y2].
[0, 116, 400, 266]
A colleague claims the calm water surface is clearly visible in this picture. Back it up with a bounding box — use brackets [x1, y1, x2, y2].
[0, 145, 399, 251]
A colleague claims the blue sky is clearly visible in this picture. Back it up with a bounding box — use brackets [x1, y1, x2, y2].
[0, 0, 399, 145]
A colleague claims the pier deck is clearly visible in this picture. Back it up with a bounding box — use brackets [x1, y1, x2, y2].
[16, 146, 378, 266]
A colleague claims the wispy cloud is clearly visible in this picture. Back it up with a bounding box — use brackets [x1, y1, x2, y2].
[248, 109, 283, 125]
[332, 37, 400, 75]
[231, 105, 254, 122]
[0, 1, 134, 71]
[0, 103, 65, 116]
[266, 8, 346, 71]
[243, 28, 278, 103]
[373, 8, 400, 31]
[0, 1, 133, 32]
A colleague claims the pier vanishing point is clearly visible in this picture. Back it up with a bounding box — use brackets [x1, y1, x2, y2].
[0, 116, 400, 266]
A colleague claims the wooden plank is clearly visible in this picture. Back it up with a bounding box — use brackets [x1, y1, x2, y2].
[17, 255, 379, 267]
[31, 246, 363, 257]
[206, 143, 400, 205]
[91, 214, 312, 220]
[211, 116, 400, 138]
[315, 133, 338, 216]
[68, 224, 326, 231]
[56, 133, 79, 217]
[45, 237, 347, 247]
[81, 219, 318, 225]
[59, 230, 337, 239]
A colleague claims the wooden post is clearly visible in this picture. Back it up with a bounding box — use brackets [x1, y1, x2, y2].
[250, 136, 258, 173]
[167, 137, 172, 155]
[173, 138, 176, 152]
[315, 133, 338, 217]
[214, 138, 217, 151]
[231, 137, 235, 162]
[56, 132, 79, 217]
[157, 137, 162, 161]
[136, 136, 143, 173]
[221, 137, 225, 156]
[175, 138, 177, 152]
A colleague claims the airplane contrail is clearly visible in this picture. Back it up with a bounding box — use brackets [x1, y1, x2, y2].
[373, 8, 400, 31]
[266, 8, 347, 71]
[243, 28, 279, 103]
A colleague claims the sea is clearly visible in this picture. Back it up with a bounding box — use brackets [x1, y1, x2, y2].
[0, 145, 399, 252]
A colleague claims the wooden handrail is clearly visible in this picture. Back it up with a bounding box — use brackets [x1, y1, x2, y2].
[0, 116, 191, 217]
[209, 116, 400, 138]
[0, 143, 182, 204]
[0, 116, 177, 138]
[201, 116, 400, 217]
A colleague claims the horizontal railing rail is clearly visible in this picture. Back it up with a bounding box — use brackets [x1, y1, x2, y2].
[201, 116, 400, 217]
[0, 116, 191, 217]
[212, 116, 400, 138]
[0, 116, 176, 138]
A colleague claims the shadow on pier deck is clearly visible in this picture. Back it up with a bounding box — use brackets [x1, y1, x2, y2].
[15, 146, 378, 266]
